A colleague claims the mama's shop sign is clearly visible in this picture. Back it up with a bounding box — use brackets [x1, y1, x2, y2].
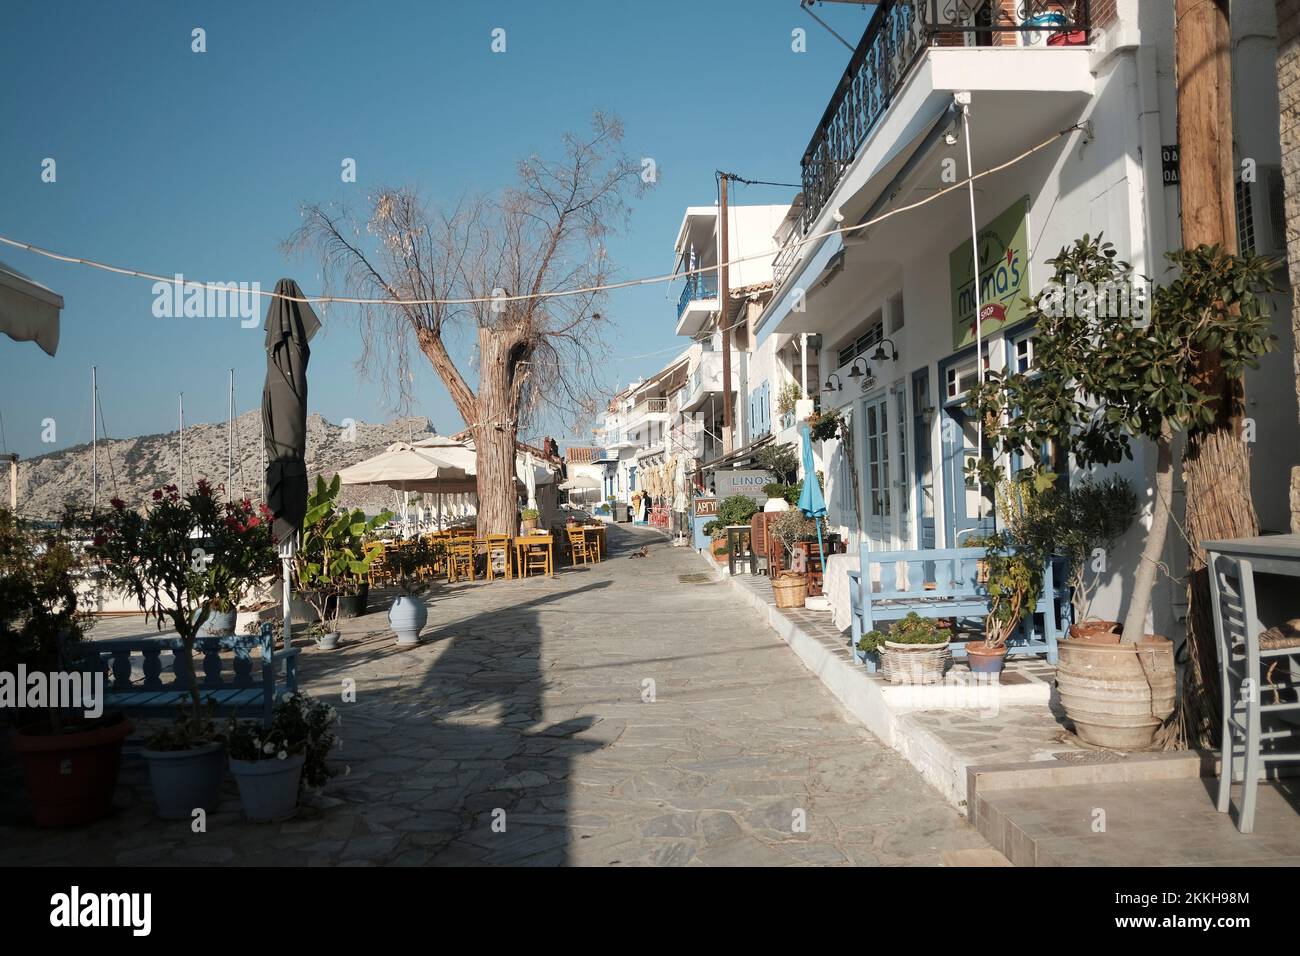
[950, 197, 1031, 349]
[714, 469, 774, 504]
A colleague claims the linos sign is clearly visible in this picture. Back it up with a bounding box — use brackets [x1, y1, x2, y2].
[950, 196, 1031, 349]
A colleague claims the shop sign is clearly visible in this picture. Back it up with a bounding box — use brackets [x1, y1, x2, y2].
[950, 196, 1031, 349]
[714, 469, 774, 503]
[693, 497, 718, 518]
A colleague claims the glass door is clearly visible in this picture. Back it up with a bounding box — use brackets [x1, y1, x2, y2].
[861, 393, 891, 546]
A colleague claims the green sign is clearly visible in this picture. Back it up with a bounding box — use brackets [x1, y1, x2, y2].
[950, 196, 1031, 349]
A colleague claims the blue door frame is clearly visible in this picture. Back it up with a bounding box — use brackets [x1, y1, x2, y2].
[911, 367, 935, 551]
[938, 341, 995, 547]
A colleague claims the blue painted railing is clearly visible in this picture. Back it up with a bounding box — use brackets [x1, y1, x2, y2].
[677, 274, 719, 319]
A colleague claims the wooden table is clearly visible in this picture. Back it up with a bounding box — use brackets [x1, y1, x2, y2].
[580, 524, 606, 561]
[514, 533, 555, 577]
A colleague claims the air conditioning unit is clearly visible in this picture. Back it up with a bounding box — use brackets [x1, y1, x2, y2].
[1235, 164, 1287, 260]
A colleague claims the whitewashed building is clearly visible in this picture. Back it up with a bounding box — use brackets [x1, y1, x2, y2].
[746, 0, 1298, 639]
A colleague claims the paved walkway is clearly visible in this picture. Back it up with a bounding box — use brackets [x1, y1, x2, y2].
[0, 525, 985, 866]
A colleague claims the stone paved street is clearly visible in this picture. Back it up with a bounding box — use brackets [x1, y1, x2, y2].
[0, 524, 986, 866]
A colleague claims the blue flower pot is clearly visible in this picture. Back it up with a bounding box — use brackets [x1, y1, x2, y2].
[230, 753, 305, 823]
[388, 595, 428, 646]
[143, 742, 225, 819]
[195, 608, 237, 637]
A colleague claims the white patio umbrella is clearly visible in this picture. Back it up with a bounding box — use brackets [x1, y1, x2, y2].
[0, 260, 62, 356]
[524, 451, 538, 514]
[559, 473, 600, 506]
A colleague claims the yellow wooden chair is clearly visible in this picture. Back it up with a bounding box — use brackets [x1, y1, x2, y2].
[485, 534, 512, 581]
[448, 536, 476, 583]
[567, 527, 594, 566]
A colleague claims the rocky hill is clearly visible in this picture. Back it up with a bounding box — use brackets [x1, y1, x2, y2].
[5, 410, 438, 519]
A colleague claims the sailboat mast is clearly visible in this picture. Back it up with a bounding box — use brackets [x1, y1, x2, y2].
[91, 365, 98, 514]
[227, 369, 234, 497]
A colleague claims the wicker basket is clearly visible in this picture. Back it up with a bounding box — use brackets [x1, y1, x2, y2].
[879, 640, 951, 685]
[772, 572, 807, 609]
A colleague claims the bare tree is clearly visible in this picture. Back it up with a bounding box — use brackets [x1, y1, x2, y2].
[288, 113, 645, 533]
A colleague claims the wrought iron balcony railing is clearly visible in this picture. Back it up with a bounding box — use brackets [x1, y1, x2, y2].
[786, 0, 1091, 277]
[676, 273, 719, 319]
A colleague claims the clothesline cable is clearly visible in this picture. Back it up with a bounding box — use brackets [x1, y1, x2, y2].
[0, 124, 1082, 310]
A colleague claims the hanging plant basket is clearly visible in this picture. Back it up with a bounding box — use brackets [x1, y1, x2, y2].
[772, 572, 807, 609]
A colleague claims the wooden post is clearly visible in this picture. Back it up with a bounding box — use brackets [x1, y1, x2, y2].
[719, 173, 733, 454]
[1175, 0, 1254, 747]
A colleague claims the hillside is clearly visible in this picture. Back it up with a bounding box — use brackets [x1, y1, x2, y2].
[5, 410, 439, 518]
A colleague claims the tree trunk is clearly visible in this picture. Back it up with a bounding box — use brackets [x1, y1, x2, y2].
[1123, 422, 1173, 643]
[1277, 0, 1300, 533]
[472, 328, 523, 535]
[1175, 0, 1255, 748]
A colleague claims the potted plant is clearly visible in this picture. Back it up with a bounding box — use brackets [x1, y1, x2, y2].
[89, 481, 278, 819]
[967, 235, 1276, 748]
[770, 509, 817, 608]
[292, 475, 391, 652]
[2, 507, 135, 828]
[965, 531, 1042, 675]
[857, 612, 951, 684]
[225, 692, 338, 822]
[520, 507, 540, 532]
[702, 521, 729, 564]
[386, 539, 439, 646]
[1053, 476, 1137, 641]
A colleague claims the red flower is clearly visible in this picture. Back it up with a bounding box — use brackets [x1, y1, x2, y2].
[92, 534, 106, 547]
[246, 516, 260, 528]
[110, 497, 125, 511]
[152, 489, 163, 501]
[224, 516, 244, 532]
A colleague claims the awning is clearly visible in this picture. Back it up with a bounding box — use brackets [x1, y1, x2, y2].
[0, 260, 63, 356]
[702, 432, 775, 472]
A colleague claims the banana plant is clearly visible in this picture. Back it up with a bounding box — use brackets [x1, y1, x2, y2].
[292, 474, 392, 632]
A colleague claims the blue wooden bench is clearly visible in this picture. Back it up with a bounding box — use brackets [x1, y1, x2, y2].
[63, 623, 298, 726]
[847, 545, 1060, 670]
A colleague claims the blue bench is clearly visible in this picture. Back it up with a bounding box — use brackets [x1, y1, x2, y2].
[847, 546, 1060, 670]
[63, 623, 298, 726]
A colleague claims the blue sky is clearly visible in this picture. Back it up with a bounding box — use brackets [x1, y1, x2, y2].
[0, 0, 865, 458]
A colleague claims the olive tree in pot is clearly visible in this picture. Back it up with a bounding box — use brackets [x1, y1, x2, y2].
[1, 507, 132, 827]
[966, 236, 1276, 749]
[89, 482, 278, 818]
[769, 509, 817, 608]
[292, 475, 391, 651]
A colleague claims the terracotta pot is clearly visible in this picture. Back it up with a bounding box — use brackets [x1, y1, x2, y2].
[1056, 635, 1175, 750]
[10, 715, 135, 827]
[1068, 619, 1122, 643]
[965, 640, 1008, 674]
[710, 539, 728, 564]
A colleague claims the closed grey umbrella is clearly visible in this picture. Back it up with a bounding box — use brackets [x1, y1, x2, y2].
[261, 278, 320, 543]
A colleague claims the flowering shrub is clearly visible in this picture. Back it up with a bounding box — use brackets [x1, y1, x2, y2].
[88, 481, 278, 731]
[226, 693, 339, 792]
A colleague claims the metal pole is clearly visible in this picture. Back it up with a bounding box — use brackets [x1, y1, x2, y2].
[91, 366, 98, 514]
[718, 173, 734, 453]
[260, 411, 266, 503]
[959, 93, 985, 524]
[227, 369, 234, 497]
[179, 393, 185, 494]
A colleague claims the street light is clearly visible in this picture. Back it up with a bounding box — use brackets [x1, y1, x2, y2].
[846, 356, 870, 379]
[823, 372, 843, 392]
[871, 338, 899, 362]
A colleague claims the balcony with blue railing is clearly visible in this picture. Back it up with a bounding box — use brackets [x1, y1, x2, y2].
[675, 273, 720, 336]
[774, 0, 1093, 291]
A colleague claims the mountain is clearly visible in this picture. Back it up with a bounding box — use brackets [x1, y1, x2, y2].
[5, 411, 439, 518]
